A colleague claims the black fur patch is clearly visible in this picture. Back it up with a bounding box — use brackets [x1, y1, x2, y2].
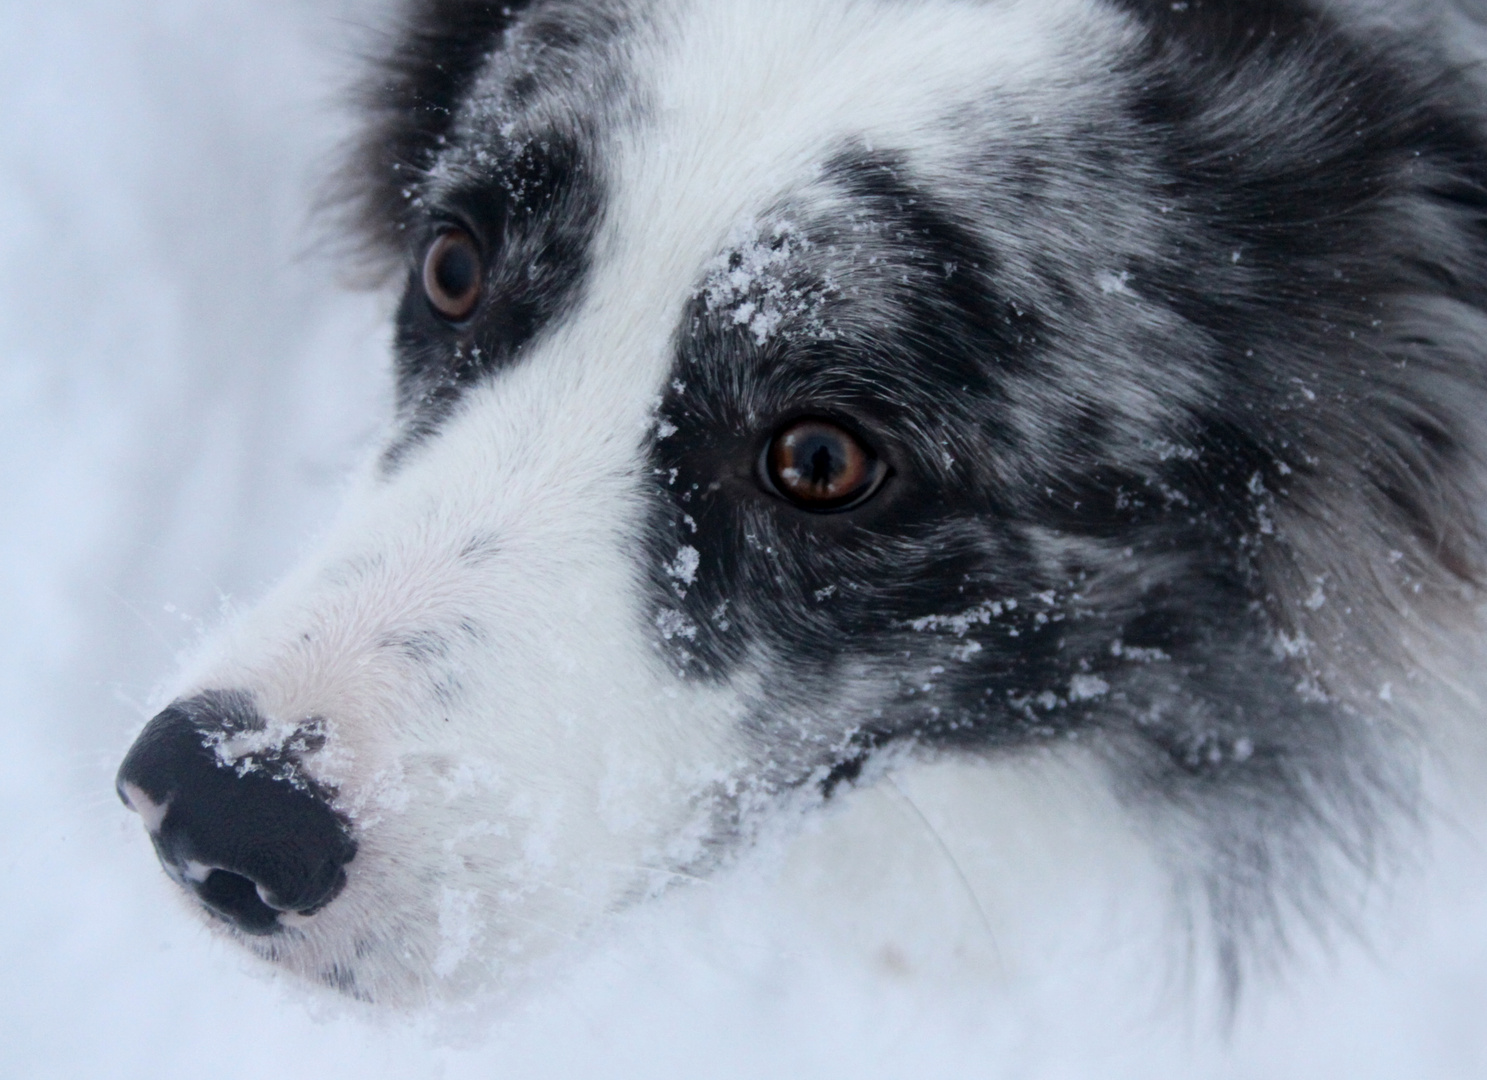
[344, 0, 1487, 999]
[345, 0, 536, 261]
[638, 2, 1487, 996]
[387, 130, 600, 458]
[346, 0, 616, 462]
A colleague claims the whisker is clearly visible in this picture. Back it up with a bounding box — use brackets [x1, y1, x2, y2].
[884, 774, 1000, 956]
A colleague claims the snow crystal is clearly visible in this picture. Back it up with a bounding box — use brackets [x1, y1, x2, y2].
[699, 221, 825, 346]
[907, 598, 1013, 637]
[656, 608, 698, 640]
[666, 545, 700, 589]
[951, 640, 983, 662]
[1274, 631, 1312, 658]
[1147, 438, 1199, 462]
[206, 715, 310, 767]
[1068, 674, 1110, 701]
[433, 886, 483, 978]
[343, 761, 411, 829]
[1111, 639, 1168, 663]
[1249, 472, 1277, 536]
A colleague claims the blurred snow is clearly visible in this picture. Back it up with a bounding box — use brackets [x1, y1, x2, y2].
[2, 2, 1486, 1077]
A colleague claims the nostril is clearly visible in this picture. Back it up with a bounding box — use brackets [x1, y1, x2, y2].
[196, 869, 281, 935]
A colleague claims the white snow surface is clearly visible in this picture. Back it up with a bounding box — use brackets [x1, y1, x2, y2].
[3, 2, 1487, 1077]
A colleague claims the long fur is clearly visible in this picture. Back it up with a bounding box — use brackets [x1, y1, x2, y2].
[121, 0, 1487, 1011]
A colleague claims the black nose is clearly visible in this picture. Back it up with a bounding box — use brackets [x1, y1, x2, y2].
[116, 692, 357, 935]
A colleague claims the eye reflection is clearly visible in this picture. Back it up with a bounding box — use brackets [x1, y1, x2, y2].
[763, 418, 888, 511]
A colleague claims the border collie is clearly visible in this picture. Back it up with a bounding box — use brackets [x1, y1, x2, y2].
[117, 0, 1487, 1012]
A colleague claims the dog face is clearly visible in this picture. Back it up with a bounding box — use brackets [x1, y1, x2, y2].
[118, 0, 1487, 1004]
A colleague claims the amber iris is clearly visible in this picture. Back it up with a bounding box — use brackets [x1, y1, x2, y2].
[421, 229, 482, 321]
[764, 418, 887, 511]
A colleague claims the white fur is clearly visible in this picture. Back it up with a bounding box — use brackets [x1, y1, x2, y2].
[158, 0, 1145, 1002]
[152, 0, 1487, 1017]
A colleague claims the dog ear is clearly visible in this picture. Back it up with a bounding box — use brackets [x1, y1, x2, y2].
[335, 0, 539, 281]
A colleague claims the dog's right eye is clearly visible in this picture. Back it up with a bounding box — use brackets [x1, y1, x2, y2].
[761, 418, 889, 512]
[421, 229, 483, 321]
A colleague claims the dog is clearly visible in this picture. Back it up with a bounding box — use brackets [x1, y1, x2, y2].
[116, 0, 1487, 1015]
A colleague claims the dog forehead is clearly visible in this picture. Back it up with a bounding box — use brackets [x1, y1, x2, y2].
[427, 0, 1121, 366]
[448, 0, 1108, 142]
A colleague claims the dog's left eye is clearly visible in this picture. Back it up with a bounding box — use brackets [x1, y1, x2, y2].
[761, 418, 889, 511]
[421, 228, 483, 321]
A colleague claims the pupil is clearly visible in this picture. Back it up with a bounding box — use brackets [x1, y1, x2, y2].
[435, 244, 476, 299]
[807, 444, 836, 487]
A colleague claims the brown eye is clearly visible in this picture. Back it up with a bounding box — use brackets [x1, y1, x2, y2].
[421, 229, 482, 321]
[763, 418, 889, 511]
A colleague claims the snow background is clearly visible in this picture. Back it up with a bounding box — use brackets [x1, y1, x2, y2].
[2, 2, 1486, 1076]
